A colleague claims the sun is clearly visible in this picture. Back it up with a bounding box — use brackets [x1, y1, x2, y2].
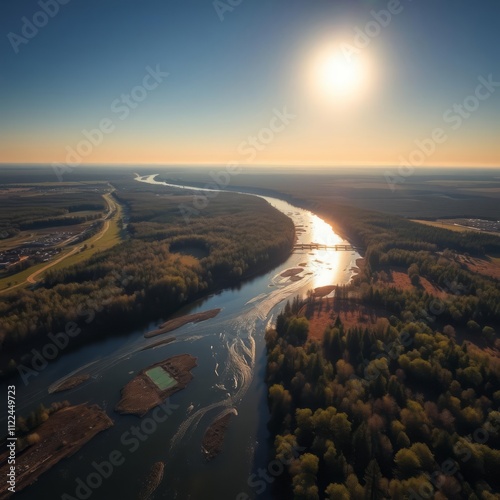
[310, 44, 370, 103]
[320, 53, 363, 94]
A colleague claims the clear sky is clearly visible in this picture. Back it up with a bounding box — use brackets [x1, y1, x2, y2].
[1, 0, 499, 168]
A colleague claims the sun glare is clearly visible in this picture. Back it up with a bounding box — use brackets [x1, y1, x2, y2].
[311, 44, 370, 103]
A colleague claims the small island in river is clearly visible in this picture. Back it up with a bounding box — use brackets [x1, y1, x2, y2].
[145, 308, 221, 338]
[280, 267, 303, 278]
[138, 461, 165, 500]
[201, 411, 234, 461]
[115, 354, 197, 416]
[49, 374, 90, 393]
[0, 404, 113, 498]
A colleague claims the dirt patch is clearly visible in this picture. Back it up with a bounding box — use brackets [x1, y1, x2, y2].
[49, 374, 90, 393]
[280, 267, 303, 278]
[461, 256, 500, 281]
[388, 270, 413, 290]
[115, 354, 197, 416]
[138, 461, 165, 500]
[202, 412, 233, 461]
[383, 269, 448, 298]
[305, 298, 385, 341]
[419, 276, 448, 298]
[145, 309, 221, 338]
[0, 404, 112, 498]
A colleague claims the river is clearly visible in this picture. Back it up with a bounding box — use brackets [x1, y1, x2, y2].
[7, 175, 360, 500]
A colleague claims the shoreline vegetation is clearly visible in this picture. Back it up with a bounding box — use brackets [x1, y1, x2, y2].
[115, 354, 197, 417]
[0, 180, 295, 376]
[145, 308, 221, 338]
[263, 197, 500, 498]
[0, 404, 113, 498]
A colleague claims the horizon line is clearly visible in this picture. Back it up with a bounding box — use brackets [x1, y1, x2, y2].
[1, 162, 500, 170]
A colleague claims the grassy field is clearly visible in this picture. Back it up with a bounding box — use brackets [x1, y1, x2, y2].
[411, 219, 473, 233]
[145, 367, 177, 390]
[412, 219, 500, 236]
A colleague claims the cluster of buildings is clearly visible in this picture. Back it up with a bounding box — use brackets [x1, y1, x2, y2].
[452, 218, 500, 233]
[0, 232, 74, 269]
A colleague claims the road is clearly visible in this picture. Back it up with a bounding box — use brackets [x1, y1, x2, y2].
[0, 191, 118, 294]
[26, 245, 82, 284]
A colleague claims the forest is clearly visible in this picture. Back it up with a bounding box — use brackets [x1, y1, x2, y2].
[0, 181, 295, 375]
[266, 297, 500, 499]
[265, 200, 500, 499]
[0, 189, 106, 237]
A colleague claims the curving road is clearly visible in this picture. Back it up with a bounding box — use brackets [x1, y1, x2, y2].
[0, 191, 117, 294]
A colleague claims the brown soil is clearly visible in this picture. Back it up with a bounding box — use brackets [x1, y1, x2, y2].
[461, 255, 500, 281]
[388, 270, 413, 290]
[305, 298, 385, 341]
[49, 374, 90, 393]
[280, 267, 303, 278]
[419, 276, 449, 298]
[115, 354, 197, 417]
[138, 461, 165, 500]
[383, 269, 448, 298]
[145, 309, 221, 338]
[0, 404, 113, 498]
[202, 413, 232, 461]
[140, 337, 176, 351]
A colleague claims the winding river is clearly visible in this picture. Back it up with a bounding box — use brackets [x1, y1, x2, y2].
[6, 176, 360, 500]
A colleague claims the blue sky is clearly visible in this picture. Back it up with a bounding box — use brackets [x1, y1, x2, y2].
[1, 0, 499, 167]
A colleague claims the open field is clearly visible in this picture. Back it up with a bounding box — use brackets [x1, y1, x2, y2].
[146, 366, 177, 391]
[459, 255, 500, 281]
[302, 298, 383, 340]
[412, 219, 500, 236]
[412, 219, 474, 233]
